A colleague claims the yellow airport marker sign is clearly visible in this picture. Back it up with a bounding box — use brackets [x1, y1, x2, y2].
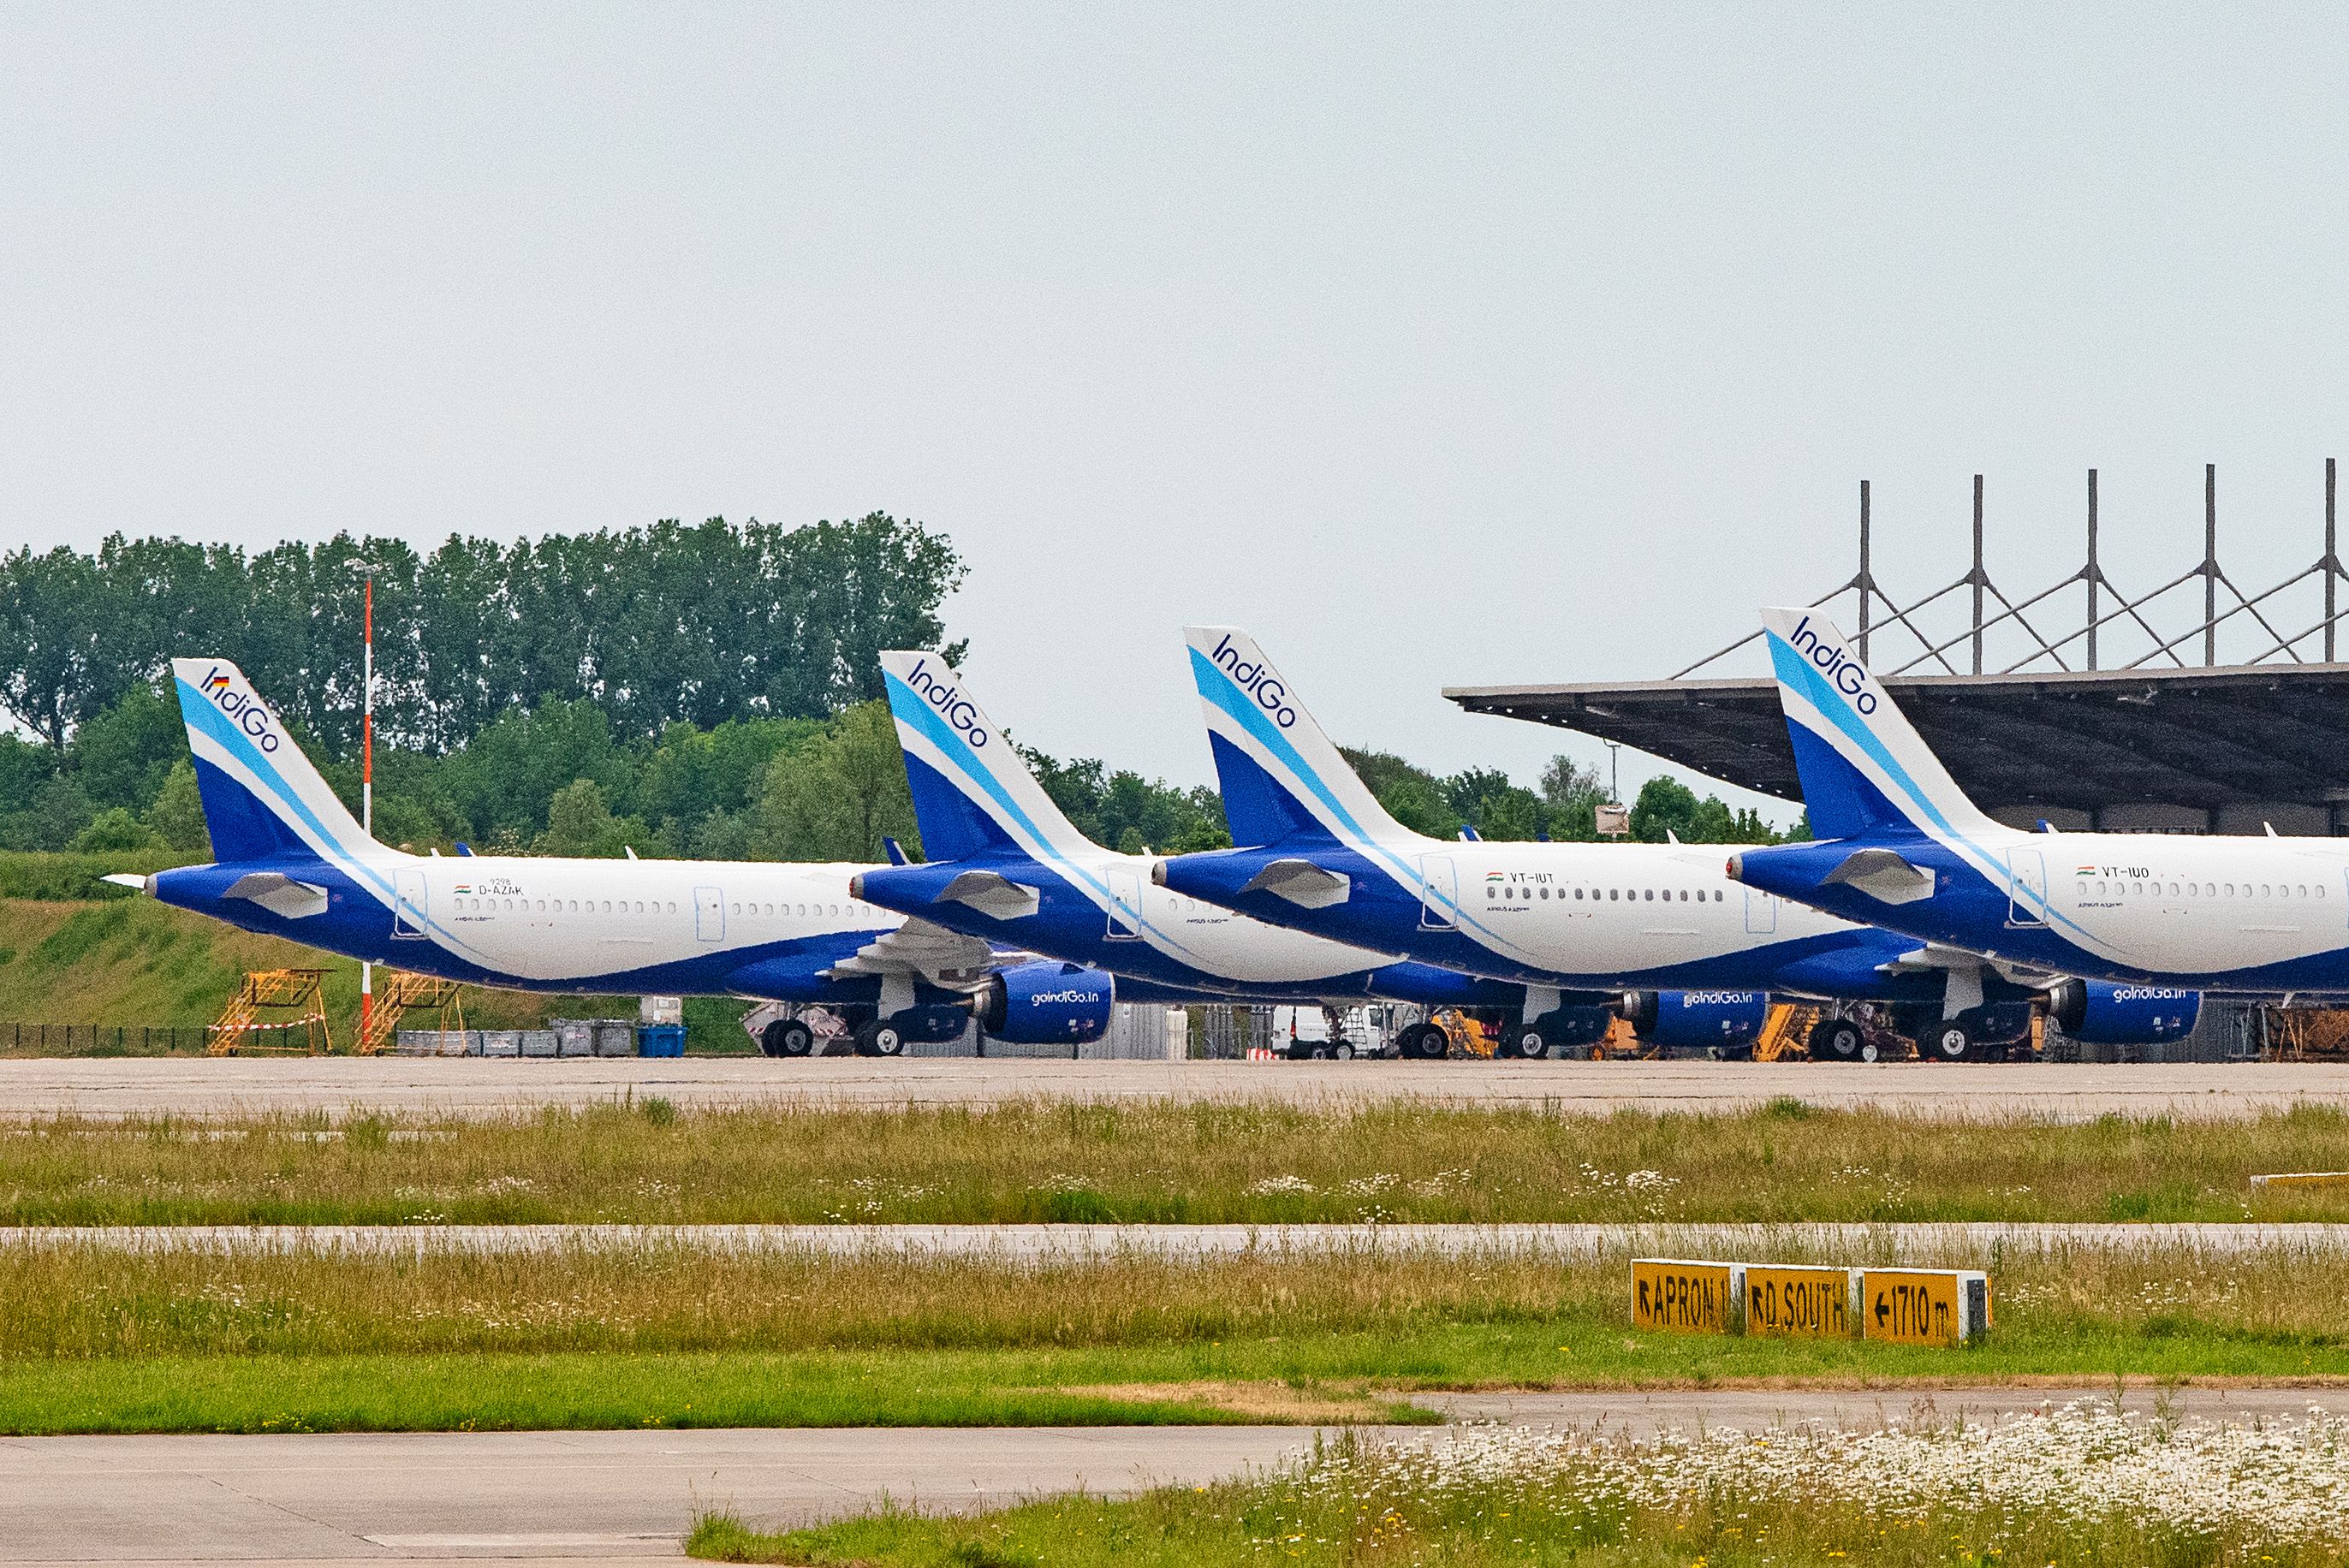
[1858, 1268, 1989, 1346]
[1745, 1263, 1854, 1339]
[1630, 1257, 1744, 1334]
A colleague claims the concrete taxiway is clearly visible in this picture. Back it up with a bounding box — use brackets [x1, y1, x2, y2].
[8, 1391, 2341, 1564]
[3, 1056, 2346, 1121]
[12, 1220, 2349, 1260]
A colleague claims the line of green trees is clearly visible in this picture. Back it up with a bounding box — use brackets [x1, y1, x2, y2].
[1340, 748, 1799, 846]
[0, 508, 1799, 864]
[0, 512, 963, 756]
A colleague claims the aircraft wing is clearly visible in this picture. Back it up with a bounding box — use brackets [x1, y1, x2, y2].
[1877, 941, 2066, 1014]
[823, 917, 1003, 991]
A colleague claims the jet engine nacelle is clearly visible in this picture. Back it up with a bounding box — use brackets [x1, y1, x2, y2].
[2048, 979, 2201, 1045]
[1622, 989, 1770, 1050]
[980, 961, 1115, 1044]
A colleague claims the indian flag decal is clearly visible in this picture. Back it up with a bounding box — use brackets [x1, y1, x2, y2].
[1485, 871, 1505, 882]
[2073, 864, 2096, 876]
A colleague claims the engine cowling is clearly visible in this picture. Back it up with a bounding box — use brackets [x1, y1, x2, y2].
[1622, 989, 1770, 1050]
[980, 961, 1115, 1044]
[2048, 979, 2201, 1045]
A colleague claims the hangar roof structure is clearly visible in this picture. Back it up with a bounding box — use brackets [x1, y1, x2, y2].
[1448, 465, 2349, 833]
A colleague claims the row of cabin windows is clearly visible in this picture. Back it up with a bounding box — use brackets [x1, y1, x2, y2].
[732, 900, 860, 918]
[455, 895, 677, 916]
[456, 895, 870, 919]
[1487, 884, 1728, 903]
[2081, 879, 2328, 901]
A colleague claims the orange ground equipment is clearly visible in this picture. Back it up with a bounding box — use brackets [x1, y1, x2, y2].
[207, 968, 335, 1056]
[354, 971, 467, 1056]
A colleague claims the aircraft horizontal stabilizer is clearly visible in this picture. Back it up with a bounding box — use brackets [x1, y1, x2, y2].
[100, 872, 150, 893]
[1821, 846, 1935, 905]
[1240, 858, 1352, 910]
[937, 870, 1043, 921]
[222, 870, 329, 919]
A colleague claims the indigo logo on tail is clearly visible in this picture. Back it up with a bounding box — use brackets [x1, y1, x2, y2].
[903, 657, 990, 749]
[201, 667, 282, 753]
[1209, 634, 1298, 728]
[1785, 616, 1879, 716]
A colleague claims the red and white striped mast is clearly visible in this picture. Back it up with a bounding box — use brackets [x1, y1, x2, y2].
[351, 558, 377, 1041]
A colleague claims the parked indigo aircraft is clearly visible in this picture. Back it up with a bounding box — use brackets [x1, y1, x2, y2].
[109, 658, 1166, 1057]
[1723, 605, 2303, 1008]
[847, 650, 1615, 1056]
[1150, 627, 2197, 1061]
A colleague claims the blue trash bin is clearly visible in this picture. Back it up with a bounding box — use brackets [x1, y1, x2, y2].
[636, 1023, 687, 1058]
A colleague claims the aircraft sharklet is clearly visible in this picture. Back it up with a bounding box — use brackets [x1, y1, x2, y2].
[936, 870, 1041, 920]
[1821, 846, 1935, 905]
[1240, 858, 1351, 909]
[221, 870, 329, 919]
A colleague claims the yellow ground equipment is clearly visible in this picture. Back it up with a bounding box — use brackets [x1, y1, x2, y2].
[208, 968, 335, 1056]
[355, 971, 468, 1056]
[1756, 1001, 1823, 1062]
[1430, 1007, 1498, 1059]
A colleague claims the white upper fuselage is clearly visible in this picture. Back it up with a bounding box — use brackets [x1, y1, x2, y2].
[411, 853, 902, 983]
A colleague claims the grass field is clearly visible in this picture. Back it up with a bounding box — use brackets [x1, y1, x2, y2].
[3, 1241, 2349, 1433]
[688, 1406, 2349, 1566]
[6, 1099, 2349, 1224]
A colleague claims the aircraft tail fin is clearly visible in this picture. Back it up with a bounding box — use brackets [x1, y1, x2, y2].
[169, 658, 384, 865]
[1181, 627, 1415, 850]
[878, 651, 1097, 864]
[1759, 609, 2001, 842]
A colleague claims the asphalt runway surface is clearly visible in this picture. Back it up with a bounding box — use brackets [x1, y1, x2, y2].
[14, 1221, 2349, 1260]
[6, 1056, 2349, 1120]
[9, 1390, 2343, 1565]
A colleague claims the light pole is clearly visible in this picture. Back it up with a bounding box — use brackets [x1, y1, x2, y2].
[348, 559, 378, 1042]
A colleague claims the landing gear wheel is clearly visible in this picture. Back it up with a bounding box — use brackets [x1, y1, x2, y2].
[761, 1019, 814, 1058]
[1808, 1017, 1864, 1062]
[1513, 1028, 1551, 1060]
[1925, 1021, 1979, 1063]
[1395, 1022, 1447, 1060]
[852, 1019, 907, 1057]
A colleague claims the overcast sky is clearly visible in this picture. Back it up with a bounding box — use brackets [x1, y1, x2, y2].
[5, 5, 2346, 814]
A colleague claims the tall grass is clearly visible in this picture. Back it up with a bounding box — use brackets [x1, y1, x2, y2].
[4, 1238, 2348, 1362]
[5, 1099, 2349, 1223]
[6, 1242, 2349, 1432]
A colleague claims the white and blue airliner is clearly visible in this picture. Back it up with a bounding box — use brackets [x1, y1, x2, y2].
[1149, 627, 2199, 1061]
[109, 658, 1169, 1057]
[847, 650, 1621, 1056]
[1727, 607, 2334, 1007]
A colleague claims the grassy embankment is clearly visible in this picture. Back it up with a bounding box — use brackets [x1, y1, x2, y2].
[5, 1228, 2349, 1432]
[0, 851, 752, 1048]
[5, 1099, 2349, 1225]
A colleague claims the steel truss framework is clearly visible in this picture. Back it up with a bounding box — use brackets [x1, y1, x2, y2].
[1680, 461, 2345, 680]
[1446, 463, 2349, 829]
